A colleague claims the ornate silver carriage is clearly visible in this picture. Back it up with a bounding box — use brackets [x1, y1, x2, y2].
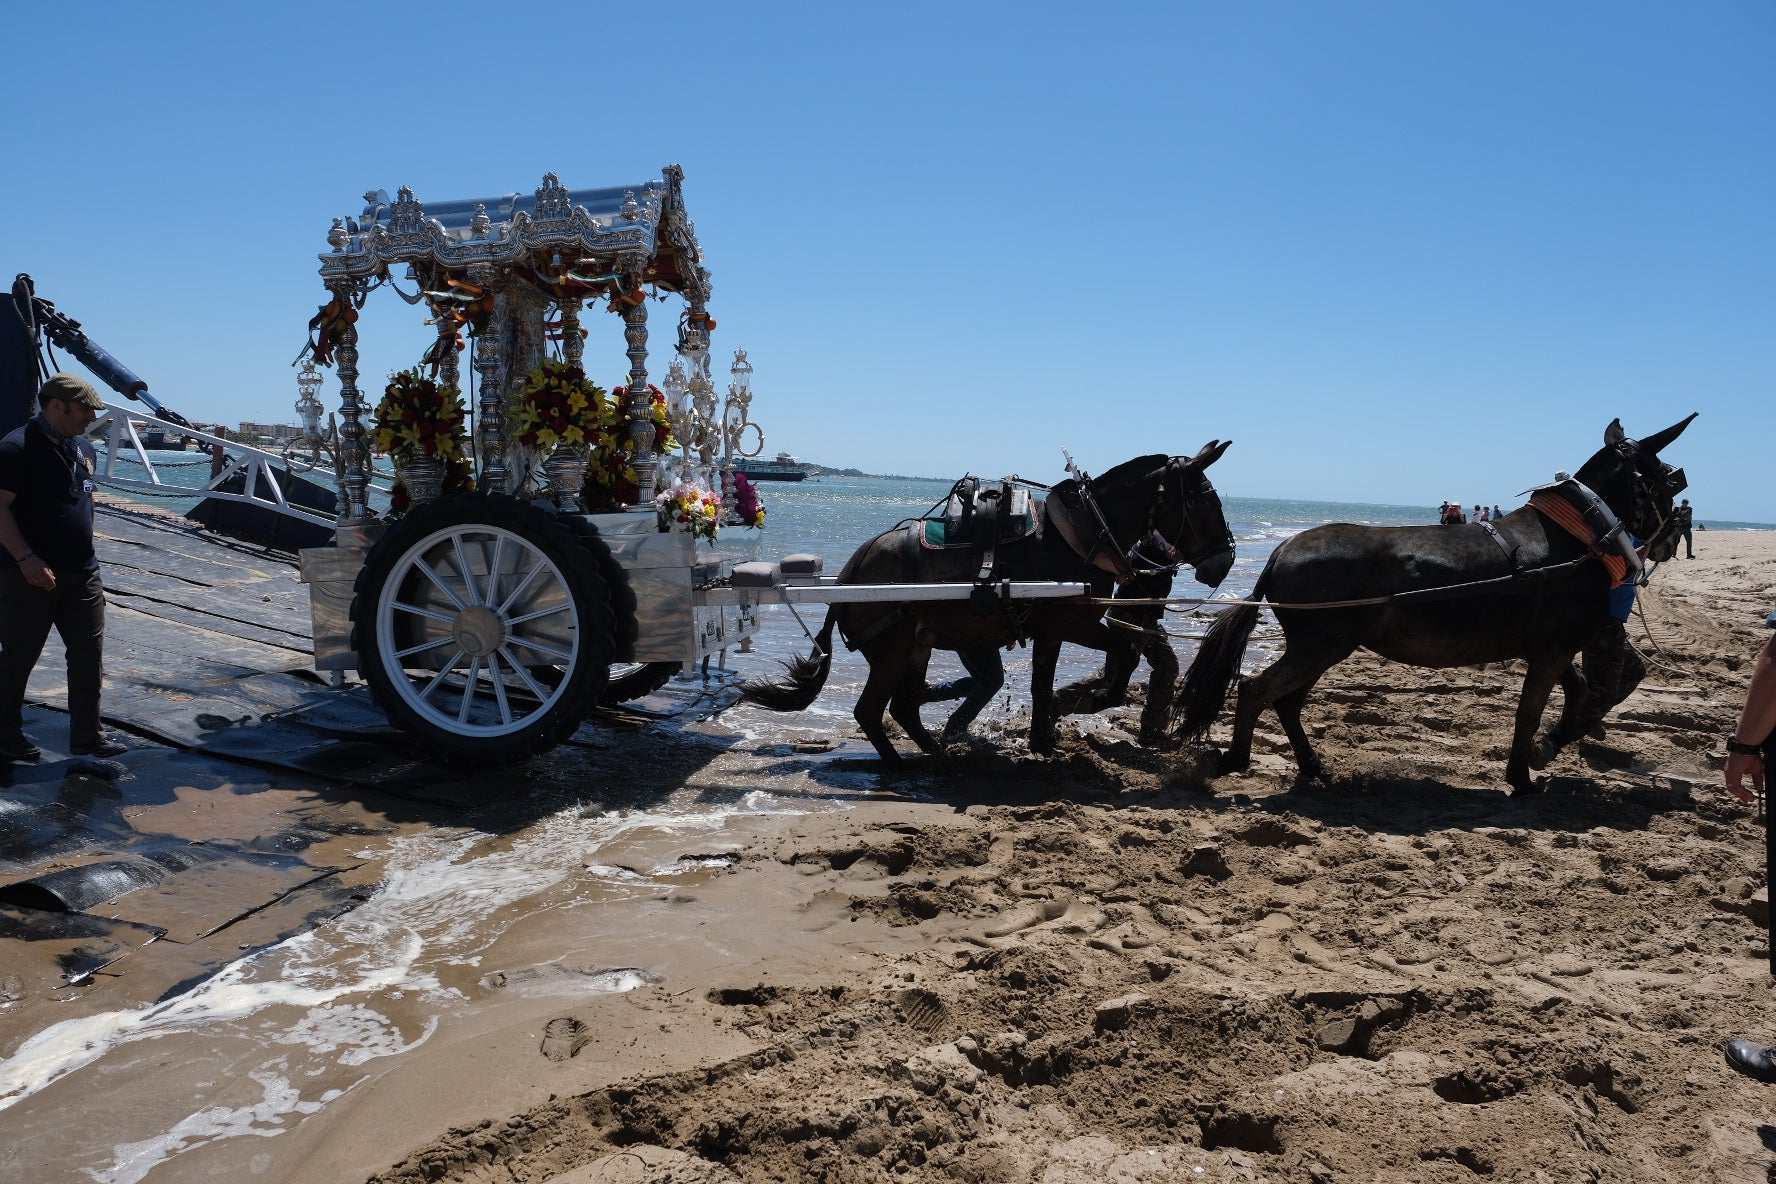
[292, 166, 1092, 764]
[298, 167, 766, 762]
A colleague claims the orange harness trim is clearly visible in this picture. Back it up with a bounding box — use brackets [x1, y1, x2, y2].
[1529, 490, 1628, 588]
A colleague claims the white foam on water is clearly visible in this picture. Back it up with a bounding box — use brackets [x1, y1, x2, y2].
[83, 1068, 353, 1184]
[0, 792, 824, 1178]
[482, 966, 661, 1000]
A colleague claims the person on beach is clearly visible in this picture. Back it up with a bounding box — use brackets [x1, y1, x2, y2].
[1721, 615, 1776, 1081]
[1492, 504, 1503, 522]
[1477, 505, 1491, 523]
[0, 374, 128, 762]
[1673, 498, 1694, 558]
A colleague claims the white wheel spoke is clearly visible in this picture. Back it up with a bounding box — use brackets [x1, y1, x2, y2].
[507, 603, 572, 627]
[416, 650, 466, 701]
[453, 536, 481, 605]
[488, 652, 514, 724]
[395, 636, 454, 660]
[504, 635, 573, 663]
[497, 561, 544, 615]
[414, 558, 467, 611]
[392, 601, 457, 625]
[457, 657, 481, 724]
[484, 536, 506, 608]
[496, 647, 551, 699]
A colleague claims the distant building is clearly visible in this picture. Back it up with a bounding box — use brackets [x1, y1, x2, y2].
[237, 421, 299, 443]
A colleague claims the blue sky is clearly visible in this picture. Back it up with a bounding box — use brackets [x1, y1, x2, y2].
[4, 2, 1769, 519]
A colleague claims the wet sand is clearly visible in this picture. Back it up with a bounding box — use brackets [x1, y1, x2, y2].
[4, 522, 1775, 1183]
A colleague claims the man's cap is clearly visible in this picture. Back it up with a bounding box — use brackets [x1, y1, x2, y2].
[40, 373, 107, 411]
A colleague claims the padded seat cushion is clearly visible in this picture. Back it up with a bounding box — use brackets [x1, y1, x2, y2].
[731, 561, 780, 587]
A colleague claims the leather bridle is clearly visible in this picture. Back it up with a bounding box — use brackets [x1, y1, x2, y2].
[1141, 457, 1235, 578]
[1054, 457, 1233, 583]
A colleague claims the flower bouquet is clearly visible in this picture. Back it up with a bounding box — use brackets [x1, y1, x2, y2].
[610, 383, 676, 457]
[370, 369, 473, 511]
[730, 471, 766, 528]
[655, 481, 722, 542]
[514, 359, 608, 450]
[576, 383, 681, 511]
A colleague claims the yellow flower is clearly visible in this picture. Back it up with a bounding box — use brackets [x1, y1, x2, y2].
[563, 425, 584, 445]
[536, 428, 558, 448]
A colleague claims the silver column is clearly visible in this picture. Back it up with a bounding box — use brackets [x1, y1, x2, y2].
[474, 279, 509, 495]
[622, 298, 656, 504]
[330, 282, 373, 526]
[560, 299, 584, 371]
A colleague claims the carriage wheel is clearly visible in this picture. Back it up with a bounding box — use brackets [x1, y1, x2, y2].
[602, 661, 678, 705]
[550, 514, 675, 704]
[351, 495, 615, 763]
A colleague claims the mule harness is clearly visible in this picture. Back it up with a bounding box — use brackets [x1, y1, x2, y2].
[1093, 474, 1655, 615]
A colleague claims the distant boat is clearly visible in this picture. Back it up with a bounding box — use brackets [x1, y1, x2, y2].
[731, 451, 809, 482]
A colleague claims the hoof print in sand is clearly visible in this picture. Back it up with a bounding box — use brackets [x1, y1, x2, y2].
[540, 1016, 590, 1061]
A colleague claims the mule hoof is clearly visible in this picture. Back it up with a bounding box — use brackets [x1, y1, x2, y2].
[1138, 727, 1178, 751]
[1214, 749, 1250, 777]
[1528, 736, 1559, 772]
[1509, 775, 1545, 796]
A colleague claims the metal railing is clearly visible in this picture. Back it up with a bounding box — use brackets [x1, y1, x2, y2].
[88, 406, 385, 528]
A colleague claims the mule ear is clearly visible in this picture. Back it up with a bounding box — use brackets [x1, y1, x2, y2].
[1604, 419, 1626, 446]
[1182, 439, 1231, 474]
[1638, 412, 1698, 456]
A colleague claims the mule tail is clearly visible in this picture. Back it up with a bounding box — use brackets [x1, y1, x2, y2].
[1175, 561, 1272, 743]
[738, 608, 838, 712]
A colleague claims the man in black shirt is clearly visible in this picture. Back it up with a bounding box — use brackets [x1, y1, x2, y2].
[1674, 498, 1694, 559]
[0, 374, 127, 760]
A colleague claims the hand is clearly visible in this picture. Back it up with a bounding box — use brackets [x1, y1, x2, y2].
[19, 555, 55, 592]
[1726, 750, 1764, 805]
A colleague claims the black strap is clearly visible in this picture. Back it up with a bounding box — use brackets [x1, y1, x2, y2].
[1478, 520, 1519, 571]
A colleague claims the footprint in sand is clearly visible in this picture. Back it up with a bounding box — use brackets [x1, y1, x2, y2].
[984, 898, 1074, 938]
[895, 987, 949, 1034]
[541, 1016, 591, 1061]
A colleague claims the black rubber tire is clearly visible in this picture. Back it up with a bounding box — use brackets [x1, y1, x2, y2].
[553, 514, 672, 704]
[350, 494, 614, 764]
[558, 513, 640, 659]
[601, 661, 678, 705]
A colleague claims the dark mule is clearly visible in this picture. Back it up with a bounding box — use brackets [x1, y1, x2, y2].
[1177, 415, 1693, 794]
[741, 444, 1235, 761]
[932, 551, 1186, 747]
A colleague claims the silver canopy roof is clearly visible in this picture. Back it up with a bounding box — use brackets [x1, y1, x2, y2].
[317, 166, 709, 303]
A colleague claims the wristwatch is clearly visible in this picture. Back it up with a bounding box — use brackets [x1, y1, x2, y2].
[1727, 734, 1766, 756]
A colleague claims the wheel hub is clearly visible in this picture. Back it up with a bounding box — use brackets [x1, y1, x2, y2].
[451, 605, 506, 657]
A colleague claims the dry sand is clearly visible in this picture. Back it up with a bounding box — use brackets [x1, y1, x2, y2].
[343, 530, 1776, 1184]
